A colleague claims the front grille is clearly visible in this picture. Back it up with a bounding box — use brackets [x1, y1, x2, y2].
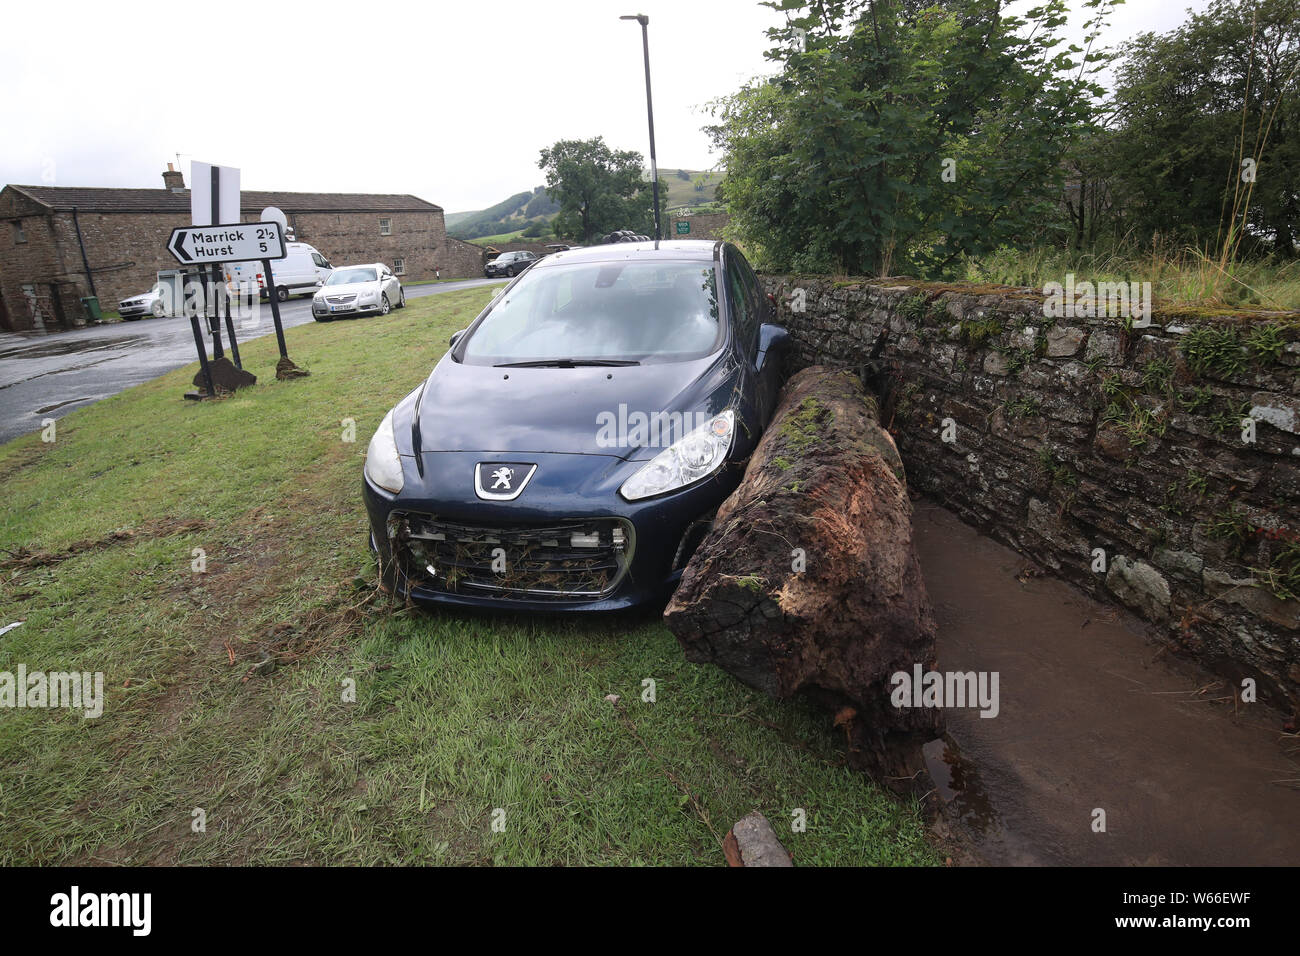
[326, 294, 357, 304]
[388, 512, 632, 601]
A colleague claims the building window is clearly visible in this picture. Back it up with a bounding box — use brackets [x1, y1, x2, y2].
[393, 258, 405, 275]
[379, 218, 392, 236]
[12, 221, 27, 244]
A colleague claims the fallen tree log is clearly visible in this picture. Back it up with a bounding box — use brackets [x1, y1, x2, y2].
[664, 366, 942, 780]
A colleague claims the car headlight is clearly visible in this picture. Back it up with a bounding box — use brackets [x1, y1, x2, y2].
[620, 410, 735, 501]
[364, 410, 404, 493]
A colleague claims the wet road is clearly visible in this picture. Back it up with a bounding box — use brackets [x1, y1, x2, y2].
[0, 278, 503, 445]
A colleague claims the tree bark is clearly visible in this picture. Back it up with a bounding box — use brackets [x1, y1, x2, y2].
[664, 367, 942, 782]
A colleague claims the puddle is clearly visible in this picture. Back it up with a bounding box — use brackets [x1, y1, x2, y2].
[0, 334, 148, 361]
[922, 736, 999, 834]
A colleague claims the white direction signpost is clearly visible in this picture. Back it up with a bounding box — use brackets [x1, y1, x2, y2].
[167, 222, 286, 265]
[172, 162, 306, 400]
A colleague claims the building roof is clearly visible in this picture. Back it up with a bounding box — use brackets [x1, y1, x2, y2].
[3, 184, 442, 215]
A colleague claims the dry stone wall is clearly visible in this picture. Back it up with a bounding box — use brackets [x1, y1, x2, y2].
[761, 274, 1300, 710]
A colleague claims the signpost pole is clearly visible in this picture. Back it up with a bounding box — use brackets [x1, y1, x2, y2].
[188, 310, 216, 398]
[216, 263, 242, 369]
[262, 258, 289, 360]
[207, 267, 224, 360]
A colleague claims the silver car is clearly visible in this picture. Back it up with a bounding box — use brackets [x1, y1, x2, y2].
[312, 264, 405, 320]
[118, 284, 168, 320]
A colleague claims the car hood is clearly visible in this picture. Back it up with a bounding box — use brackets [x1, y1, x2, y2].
[409, 351, 735, 461]
[317, 281, 378, 297]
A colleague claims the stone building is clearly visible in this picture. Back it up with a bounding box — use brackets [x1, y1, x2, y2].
[0, 167, 486, 332]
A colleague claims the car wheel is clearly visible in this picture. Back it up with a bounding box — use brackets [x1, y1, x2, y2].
[151, 302, 165, 318]
[380, 294, 391, 315]
[508, 265, 518, 277]
[276, 286, 289, 302]
[397, 288, 406, 308]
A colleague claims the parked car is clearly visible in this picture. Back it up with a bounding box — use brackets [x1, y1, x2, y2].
[362, 239, 790, 611]
[226, 242, 333, 301]
[601, 230, 651, 244]
[312, 263, 404, 319]
[484, 251, 539, 278]
[118, 284, 169, 320]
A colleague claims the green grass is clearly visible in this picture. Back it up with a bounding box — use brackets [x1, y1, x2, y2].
[0, 288, 936, 866]
[469, 230, 548, 247]
[659, 169, 723, 209]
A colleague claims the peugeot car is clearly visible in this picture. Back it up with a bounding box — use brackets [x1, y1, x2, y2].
[362, 239, 789, 611]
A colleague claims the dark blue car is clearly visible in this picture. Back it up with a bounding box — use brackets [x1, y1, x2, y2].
[362, 239, 789, 611]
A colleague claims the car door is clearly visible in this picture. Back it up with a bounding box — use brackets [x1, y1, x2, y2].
[311, 252, 333, 288]
[723, 246, 782, 425]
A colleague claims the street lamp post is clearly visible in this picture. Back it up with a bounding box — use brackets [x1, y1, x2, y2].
[621, 13, 660, 242]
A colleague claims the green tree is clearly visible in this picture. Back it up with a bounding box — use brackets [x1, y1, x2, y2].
[706, 0, 1119, 275]
[1105, 0, 1300, 257]
[538, 137, 657, 242]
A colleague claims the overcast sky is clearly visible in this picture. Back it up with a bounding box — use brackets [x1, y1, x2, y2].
[2, 0, 1212, 213]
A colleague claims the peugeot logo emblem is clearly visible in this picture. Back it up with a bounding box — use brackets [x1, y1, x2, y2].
[475, 462, 537, 501]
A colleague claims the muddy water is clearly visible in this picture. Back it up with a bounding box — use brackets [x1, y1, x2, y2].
[912, 498, 1299, 866]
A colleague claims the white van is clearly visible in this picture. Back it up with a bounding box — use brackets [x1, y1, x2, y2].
[225, 242, 333, 301]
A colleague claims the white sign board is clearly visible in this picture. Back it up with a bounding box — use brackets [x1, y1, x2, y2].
[190, 161, 241, 226]
[168, 222, 286, 265]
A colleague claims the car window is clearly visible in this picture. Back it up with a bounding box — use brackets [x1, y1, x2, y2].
[461, 259, 721, 365]
[724, 249, 759, 356]
[734, 249, 767, 334]
[325, 267, 378, 285]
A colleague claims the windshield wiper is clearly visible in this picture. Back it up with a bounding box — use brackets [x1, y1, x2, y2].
[493, 358, 641, 368]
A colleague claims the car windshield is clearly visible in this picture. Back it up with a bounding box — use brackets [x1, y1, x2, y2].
[326, 268, 377, 285]
[461, 259, 721, 365]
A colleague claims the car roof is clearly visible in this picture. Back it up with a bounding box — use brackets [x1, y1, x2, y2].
[531, 239, 721, 269]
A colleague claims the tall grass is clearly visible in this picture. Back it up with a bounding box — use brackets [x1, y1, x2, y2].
[961, 239, 1300, 311]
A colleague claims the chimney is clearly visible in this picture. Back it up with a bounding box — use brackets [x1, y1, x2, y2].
[162, 163, 185, 192]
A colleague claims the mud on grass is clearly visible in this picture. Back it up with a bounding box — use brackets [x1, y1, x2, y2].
[0, 287, 937, 866]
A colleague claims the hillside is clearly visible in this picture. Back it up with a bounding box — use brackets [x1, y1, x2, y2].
[657, 168, 723, 210]
[445, 186, 560, 240]
[446, 168, 724, 241]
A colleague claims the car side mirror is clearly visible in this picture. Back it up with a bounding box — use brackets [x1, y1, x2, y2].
[450, 329, 466, 348]
[756, 323, 789, 371]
